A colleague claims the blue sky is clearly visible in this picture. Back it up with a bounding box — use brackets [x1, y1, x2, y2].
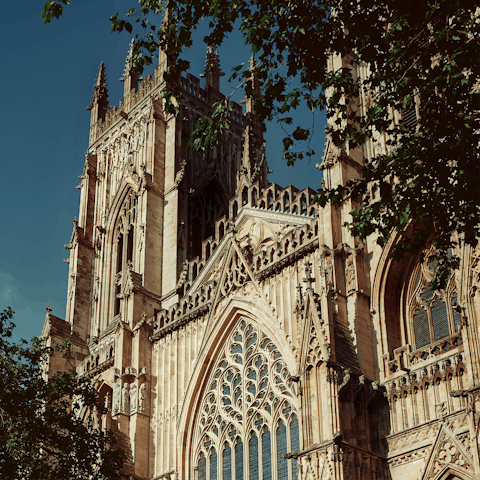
[0, 0, 324, 341]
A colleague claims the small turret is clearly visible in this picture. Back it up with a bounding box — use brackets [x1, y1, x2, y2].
[238, 57, 267, 188]
[120, 39, 139, 96]
[202, 45, 224, 92]
[157, 6, 174, 77]
[245, 56, 260, 115]
[86, 62, 108, 126]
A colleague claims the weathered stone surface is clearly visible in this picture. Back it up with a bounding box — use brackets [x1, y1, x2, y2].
[42, 49, 480, 480]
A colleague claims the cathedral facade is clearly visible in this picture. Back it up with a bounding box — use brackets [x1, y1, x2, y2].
[41, 47, 480, 480]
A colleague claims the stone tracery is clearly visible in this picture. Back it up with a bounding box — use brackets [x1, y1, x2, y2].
[195, 319, 299, 480]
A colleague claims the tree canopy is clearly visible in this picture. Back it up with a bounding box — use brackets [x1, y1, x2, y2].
[0, 307, 124, 480]
[42, 0, 480, 286]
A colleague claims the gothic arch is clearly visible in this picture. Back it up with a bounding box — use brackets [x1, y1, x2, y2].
[99, 183, 141, 329]
[177, 301, 299, 480]
[371, 231, 465, 378]
[105, 181, 141, 234]
[435, 467, 473, 480]
[371, 231, 412, 376]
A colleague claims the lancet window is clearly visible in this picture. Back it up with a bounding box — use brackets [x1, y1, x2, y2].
[195, 319, 299, 480]
[113, 191, 137, 316]
[407, 252, 461, 350]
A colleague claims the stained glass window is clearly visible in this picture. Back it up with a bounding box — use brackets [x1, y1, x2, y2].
[195, 319, 299, 480]
[235, 441, 243, 480]
[409, 253, 461, 350]
[210, 451, 217, 480]
[249, 435, 259, 480]
[290, 416, 299, 479]
[277, 421, 288, 480]
[413, 307, 430, 349]
[199, 453, 206, 480]
[262, 429, 272, 480]
[223, 445, 231, 480]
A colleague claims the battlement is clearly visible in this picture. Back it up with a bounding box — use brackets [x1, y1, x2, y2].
[175, 181, 318, 295]
[88, 63, 247, 145]
[149, 180, 320, 341]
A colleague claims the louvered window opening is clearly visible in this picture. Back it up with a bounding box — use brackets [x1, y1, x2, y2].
[410, 256, 461, 350]
[402, 108, 418, 130]
[195, 319, 299, 480]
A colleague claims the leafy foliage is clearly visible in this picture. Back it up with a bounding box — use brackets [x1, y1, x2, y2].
[42, 0, 480, 286]
[0, 308, 125, 480]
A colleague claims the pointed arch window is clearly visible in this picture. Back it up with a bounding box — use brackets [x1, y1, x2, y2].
[408, 252, 461, 350]
[276, 421, 288, 480]
[235, 439, 243, 480]
[223, 444, 232, 480]
[113, 191, 137, 316]
[249, 433, 259, 480]
[262, 428, 272, 480]
[194, 319, 299, 480]
[210, 450, 217, 480]
[199, 452, 207, 480]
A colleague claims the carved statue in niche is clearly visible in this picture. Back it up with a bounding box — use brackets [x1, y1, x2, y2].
[138, 382, 146, 412]
[104, 391, 111, 411]
[345, 253, 356, 293]
[320, 251, 334, 291]
[122, 382, 130, 414]
[112, 383, 121, 415]
[68, 274, 76, 300]
[93, 276, 100, 302]
[130, 383, 138, 414]
[138, 224, 145, 253]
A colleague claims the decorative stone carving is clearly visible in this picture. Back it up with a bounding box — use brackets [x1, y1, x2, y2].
[195, 318, 298, 461]
[130, 383, 138, 414]
[139, 382, 146, 412]
[345, 252, 355, 293]
[122, 382, 130, 414]
[112, 383, 121, 415]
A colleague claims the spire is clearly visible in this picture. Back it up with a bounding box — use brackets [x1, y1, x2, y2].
[203, 45, 224, 91]
[158, 5, 174, 76]
[245, 56, 260, 115]
[87, 62, 109, 125]
[238, 126, 268, 188]
[120, 39, 139, 96]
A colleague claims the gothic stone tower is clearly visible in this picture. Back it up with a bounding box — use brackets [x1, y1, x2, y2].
[42, 46, 480, 480]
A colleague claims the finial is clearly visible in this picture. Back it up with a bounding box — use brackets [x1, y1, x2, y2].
[73, 217, 78, 226]
[245, 56, 260, 115]
[46, 305, 52, 315]
[303, 262, 315, 291]
[94, 62, 108, 100]
[157, 5, 176, 76]
[203, 45, 224, 91]
[120, 39, 139, 95]
[87, 62, 109, 124]
[294, 285, 304, 312]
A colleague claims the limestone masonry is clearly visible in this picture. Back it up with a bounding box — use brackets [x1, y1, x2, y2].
[42, 43, 480, 480]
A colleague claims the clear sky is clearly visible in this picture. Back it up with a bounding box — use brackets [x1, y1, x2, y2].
[0, 0, 325, 341]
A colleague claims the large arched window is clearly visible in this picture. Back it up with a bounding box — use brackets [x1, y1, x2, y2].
[407, 252, 461, 350]
[113, 191, 137, 316]
[195, 319, 299, 480]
